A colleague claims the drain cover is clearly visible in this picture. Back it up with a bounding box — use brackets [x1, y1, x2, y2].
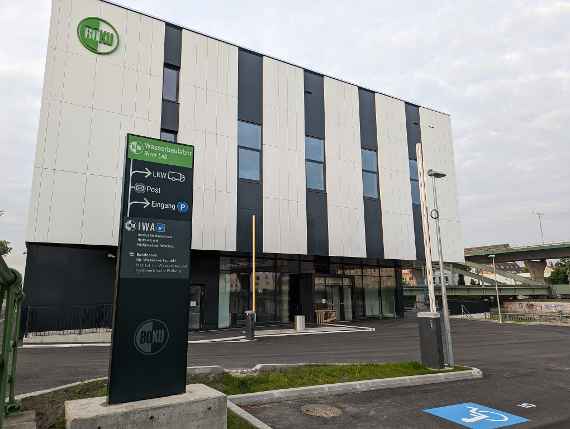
[301, 404, 342, 418]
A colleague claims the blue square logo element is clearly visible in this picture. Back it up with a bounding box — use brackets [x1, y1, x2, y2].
[424, 403, 528, 428]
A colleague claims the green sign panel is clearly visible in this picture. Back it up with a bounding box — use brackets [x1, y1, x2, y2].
[128, 135, 194, 169]
[77, 17, 119, 55]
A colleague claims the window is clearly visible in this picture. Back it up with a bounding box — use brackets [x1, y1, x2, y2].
[162, 66, 179, 102]
[305, 137, 325, 190]
[306, 137, 324, 162]
[306, 161, 324, 190]
[409, 159, 419, 181]
[238, 121, 261, 149]
[238, 121, 261, 181]
[363, 171, 378, 198]
[410, 182, 421, 205]
[239, 148, 260, 181]
[409, 159, 420, 205]
[160, 130, 177, 142]
[361, 149, 379, 199]
[361, 149, 378, 172]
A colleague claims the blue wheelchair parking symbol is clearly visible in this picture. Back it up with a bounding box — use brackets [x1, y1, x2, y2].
[424, 402, 528, 428]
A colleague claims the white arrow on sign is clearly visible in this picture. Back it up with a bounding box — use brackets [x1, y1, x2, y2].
[131, 167, 151, 178]
[129, 198, 150, 209]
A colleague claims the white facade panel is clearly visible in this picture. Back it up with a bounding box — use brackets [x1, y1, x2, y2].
[49, 171, 86, 244]
[419, 108, 465, 263]
[375, 94, 417, 260]
[178, 30, 238, 252]
[324, 78, 366, 258]
[26, 0, 164, 245]
[82, 175, 120, 245]
[262, 57, 307, 255]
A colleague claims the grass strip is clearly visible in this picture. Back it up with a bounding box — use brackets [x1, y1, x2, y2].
[22, 362, 461, 428]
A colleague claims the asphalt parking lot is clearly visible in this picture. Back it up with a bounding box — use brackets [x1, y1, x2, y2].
[241, 320, 570, 428]
[16, 319, 570, 427]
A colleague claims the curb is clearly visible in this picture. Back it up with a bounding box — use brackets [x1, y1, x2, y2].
[228, 401, 273, 429]
[229, 367, 483, 406]
[16, 377, 107, 401]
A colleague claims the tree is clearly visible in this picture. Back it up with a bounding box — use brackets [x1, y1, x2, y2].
[550, 258, 570, 285]
[0, 240, 11, 257]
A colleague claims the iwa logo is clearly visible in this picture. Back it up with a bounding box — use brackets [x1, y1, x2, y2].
[77, 17, 119, 55]
[134, 319, 169, 356]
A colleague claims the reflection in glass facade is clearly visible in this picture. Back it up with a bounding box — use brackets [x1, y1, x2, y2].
[218, 255, 399, 326]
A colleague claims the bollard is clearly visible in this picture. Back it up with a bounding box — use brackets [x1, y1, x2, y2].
[294, 315, 305, 332]
[417, 311, 444, 369]
[244, 311, 256, 340]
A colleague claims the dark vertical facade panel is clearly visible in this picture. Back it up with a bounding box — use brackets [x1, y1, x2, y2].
[237, 49, 263, 253]
[161, 100, 179, 131]
[164, 24, 182, 67]
[363, 199, 384, 258]
[304, 71, 325, 139]
[304, 70, 328, 255]
[238, 50, 263, 125]
[405, 102, 425, 261]
[161, 25, 181, 135]
[405, 103, 421, 160]
[236, 182, 262, 252]
[306, 191, 329, 255]
[412, 203, 425, 260]
[358, 88, 378, 150]
[189, 251, 219, 329]
[359, 88, 384, 259]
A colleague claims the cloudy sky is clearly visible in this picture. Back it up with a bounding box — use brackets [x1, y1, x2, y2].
[1, 0, 569, 271]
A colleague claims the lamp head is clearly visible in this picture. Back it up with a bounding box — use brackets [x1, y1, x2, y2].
[427, 169, 446, 179]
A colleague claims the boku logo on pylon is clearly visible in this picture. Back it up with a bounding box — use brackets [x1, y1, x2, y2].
[77, 17, 119, 54]
[134, 319, 170, 356]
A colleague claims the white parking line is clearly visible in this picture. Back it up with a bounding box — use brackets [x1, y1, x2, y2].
[22, 325, 374, 348]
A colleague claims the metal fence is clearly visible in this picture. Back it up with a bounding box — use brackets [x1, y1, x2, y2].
[23, 304, 113, 336]
[0, 255, 24, 428]
[486, 311, 570, 324]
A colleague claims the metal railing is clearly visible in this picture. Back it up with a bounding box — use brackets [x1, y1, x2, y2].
[0, 256, 24, 428]
[23, 304, 113, 336]
[486, 311, 570, 324]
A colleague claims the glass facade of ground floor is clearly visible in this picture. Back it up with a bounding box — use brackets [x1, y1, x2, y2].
[214, 254, 403, 328]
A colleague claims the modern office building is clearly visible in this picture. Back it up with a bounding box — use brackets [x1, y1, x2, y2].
[24, 0, 464, 331]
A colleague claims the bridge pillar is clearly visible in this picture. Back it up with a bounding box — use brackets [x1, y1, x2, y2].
[524, 259, 547, 282]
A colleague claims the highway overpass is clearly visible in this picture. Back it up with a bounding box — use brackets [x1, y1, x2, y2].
[403, 284, 570, 297]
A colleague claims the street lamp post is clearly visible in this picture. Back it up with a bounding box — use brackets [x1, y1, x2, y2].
[489, 254, 502, 323]
[427, 169, 454, 367]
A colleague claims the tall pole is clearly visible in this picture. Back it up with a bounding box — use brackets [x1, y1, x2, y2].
[252, 214, 256, 313]
[416, 144, 436, 313]
[431, 174, 454, 367]
[490, 254, 502, 323]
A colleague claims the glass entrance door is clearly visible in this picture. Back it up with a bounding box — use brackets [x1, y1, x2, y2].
[314, 276, 354, 321]
[189, 285, 204, 330]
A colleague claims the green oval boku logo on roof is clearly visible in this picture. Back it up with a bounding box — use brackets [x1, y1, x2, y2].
[77, 17, 119, 55]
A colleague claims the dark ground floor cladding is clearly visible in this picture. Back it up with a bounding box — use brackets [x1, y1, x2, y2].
[22, 243, 407, 332]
